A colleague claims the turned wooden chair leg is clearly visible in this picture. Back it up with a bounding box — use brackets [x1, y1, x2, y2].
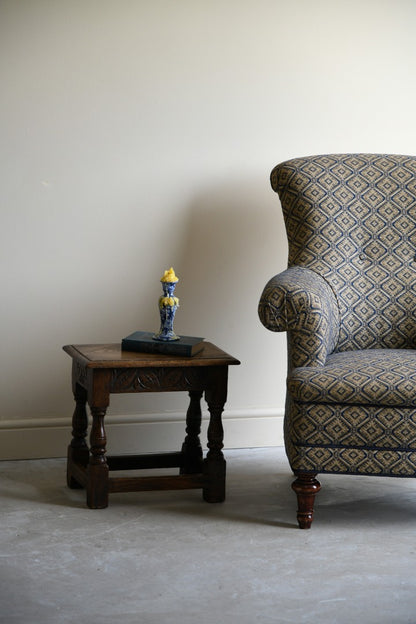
[291, 472, 321, 529]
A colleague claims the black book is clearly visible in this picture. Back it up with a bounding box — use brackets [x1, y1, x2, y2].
[121, 331, 204, 357]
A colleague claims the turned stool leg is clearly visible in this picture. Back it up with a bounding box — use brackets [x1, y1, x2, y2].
[87, 407, 109, 509]
[67, 383, 89, 489]
[203, 368, 228, 503]
[180, 390, 203, 474]
[203, 401, 226, 503]
[292, 472, 321, 529]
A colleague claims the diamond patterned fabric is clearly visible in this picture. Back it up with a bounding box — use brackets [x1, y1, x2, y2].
[258, 266, 339, 367]
[271, 153, 416, 351]
[259, 153, 416, 477]
[288, 349, 416, 406]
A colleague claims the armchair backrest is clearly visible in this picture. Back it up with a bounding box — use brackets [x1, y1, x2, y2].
[271, 154, 416, 352]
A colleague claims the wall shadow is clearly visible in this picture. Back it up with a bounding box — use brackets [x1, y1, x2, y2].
[175, 174, 287, 349]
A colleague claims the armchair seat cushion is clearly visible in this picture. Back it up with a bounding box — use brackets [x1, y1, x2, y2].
[288, 349, 416, 407]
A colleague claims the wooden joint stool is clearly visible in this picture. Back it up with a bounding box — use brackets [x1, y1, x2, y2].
[63, 342, 240, 508]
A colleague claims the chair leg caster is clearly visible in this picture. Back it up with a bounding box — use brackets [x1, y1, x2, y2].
[292, 472, 321, 529]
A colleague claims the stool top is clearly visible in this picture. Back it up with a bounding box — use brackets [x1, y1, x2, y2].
[63, 342, 240, 369]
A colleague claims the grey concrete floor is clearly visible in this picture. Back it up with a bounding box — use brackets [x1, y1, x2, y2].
[1, 447, 416, 624]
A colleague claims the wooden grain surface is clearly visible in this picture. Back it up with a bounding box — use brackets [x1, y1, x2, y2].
[63, 342, 240, 368]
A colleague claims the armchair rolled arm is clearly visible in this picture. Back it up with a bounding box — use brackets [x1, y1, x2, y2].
[258, 266, 340, 367]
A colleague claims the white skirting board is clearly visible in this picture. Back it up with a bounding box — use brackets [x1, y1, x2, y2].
[0, 409, 284, 460]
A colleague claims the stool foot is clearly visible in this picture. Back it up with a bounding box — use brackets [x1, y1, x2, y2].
[203, 456, 226, 503]
[67, 444, 89, 489]
[87, 463, 109, 509]
[180, 443, 203, 475]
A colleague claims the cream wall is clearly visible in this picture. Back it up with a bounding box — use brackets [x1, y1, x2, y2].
[2, 0, 416, 458]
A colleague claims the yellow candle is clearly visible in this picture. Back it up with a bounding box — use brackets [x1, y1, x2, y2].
[161, 267, 178, 283]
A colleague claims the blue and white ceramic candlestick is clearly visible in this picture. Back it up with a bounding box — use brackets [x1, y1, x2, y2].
[153, 267, 180, 341]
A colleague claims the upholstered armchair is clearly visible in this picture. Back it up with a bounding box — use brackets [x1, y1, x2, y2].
[259, 154, 416, 528]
